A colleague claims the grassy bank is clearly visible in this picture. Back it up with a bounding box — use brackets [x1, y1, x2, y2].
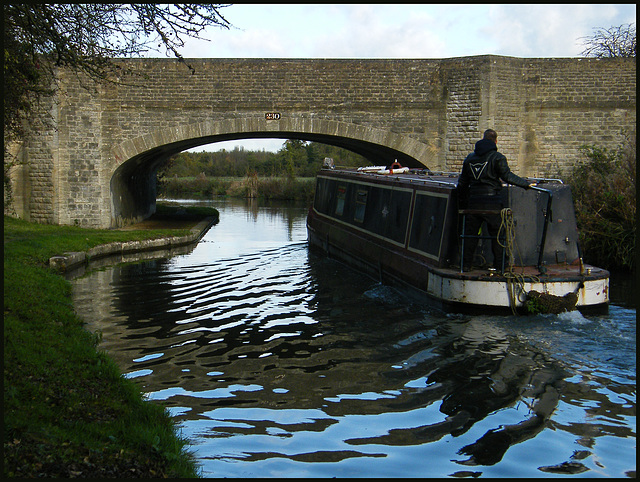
[4, 214, 209, 477]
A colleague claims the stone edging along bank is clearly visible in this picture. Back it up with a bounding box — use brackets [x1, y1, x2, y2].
[49, 217, 216, 273]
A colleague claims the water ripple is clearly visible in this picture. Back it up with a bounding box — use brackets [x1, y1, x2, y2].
[72, 201, 636, 478]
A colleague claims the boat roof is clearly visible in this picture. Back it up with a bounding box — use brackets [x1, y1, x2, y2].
[319, 167, 459, 188]
[319, 167, 564, 189]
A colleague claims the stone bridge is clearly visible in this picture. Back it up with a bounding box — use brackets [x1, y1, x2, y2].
[8, 56, 635, 228]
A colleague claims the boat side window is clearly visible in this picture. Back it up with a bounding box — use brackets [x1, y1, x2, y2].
[335, 185, 347, 216]
[314, 177, 332, 215]
[354, 189, 368, 223]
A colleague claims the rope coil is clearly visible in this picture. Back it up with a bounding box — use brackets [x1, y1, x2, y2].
[497, 208, 540, 314]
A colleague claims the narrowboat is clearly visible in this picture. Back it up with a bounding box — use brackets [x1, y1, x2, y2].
[306, 163, 609, 314]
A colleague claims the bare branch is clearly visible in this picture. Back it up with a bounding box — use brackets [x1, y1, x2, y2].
[579, 23, 636, 58]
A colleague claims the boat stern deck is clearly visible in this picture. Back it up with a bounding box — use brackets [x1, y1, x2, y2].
[427, 263, 609, 313]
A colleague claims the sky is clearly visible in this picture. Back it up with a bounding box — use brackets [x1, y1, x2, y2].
[176, 3, 636, 152]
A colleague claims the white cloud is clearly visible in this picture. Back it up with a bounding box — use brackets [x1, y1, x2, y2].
[181, 4, 477, 59]
[178, 4, 636, 59]
[483, 4, 636, 57]
[310, 6, 447, 58]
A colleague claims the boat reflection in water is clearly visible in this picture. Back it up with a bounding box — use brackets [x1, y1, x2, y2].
[418, 319, 565, 468]
[72, 198, 634, 477]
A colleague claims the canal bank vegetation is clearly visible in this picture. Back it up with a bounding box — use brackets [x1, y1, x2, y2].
[154, 202, 220, 219]
[4, 215, 206, 477]
[159, 174, 318, 203]
[559, 137, 636, 272]
[157, 140, 367, 202]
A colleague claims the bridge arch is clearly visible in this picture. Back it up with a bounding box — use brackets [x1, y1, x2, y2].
[109, 117, 439, 227]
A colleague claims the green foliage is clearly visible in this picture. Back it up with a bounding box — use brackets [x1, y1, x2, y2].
[524, 296, 543, 315]
[156, 140, 368, 202]
[159, 175, 317, 203]
[157, 140, 368, 182]
[564, 138, 636, 270]
[4, 216, 202, 477]
[225, 176, 316, 202]
[155, 203, 219, 219]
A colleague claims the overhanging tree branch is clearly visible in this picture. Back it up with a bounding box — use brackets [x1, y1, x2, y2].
[3, 3, 233, 210]
[4, 3, 232, 133]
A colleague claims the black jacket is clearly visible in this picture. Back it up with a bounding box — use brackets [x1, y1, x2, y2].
[457, 139, 530, 205]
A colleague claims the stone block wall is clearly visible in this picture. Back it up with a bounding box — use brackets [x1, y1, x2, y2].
[56, 77, 106, 226]
[15, 94, 58, 224]
[441, 56, 485, 170]
[519, 57, 636, 176]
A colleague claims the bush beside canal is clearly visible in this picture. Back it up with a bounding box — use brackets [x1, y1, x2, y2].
[559, 138, 636, 272]
[3, 215, 204, 477]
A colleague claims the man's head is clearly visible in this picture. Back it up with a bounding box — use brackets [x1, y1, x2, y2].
[483, 129, 498, 144]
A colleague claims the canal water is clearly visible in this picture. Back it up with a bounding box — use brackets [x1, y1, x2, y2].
[71, 198, 636, 478]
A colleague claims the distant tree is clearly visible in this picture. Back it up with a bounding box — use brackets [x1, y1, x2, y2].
[309, 142, 369, 168]
[579, 23, 636, 58]
[275, 140, 307, 179]
[303, 142, 322, 176]
[157, 141, 370, 181]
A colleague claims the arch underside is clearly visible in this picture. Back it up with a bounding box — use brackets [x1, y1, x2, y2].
[110, 118, 439, 227]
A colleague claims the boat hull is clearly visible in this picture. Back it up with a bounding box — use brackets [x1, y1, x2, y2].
[425, 268, 609, 313]
[308, 216, 608, 314]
